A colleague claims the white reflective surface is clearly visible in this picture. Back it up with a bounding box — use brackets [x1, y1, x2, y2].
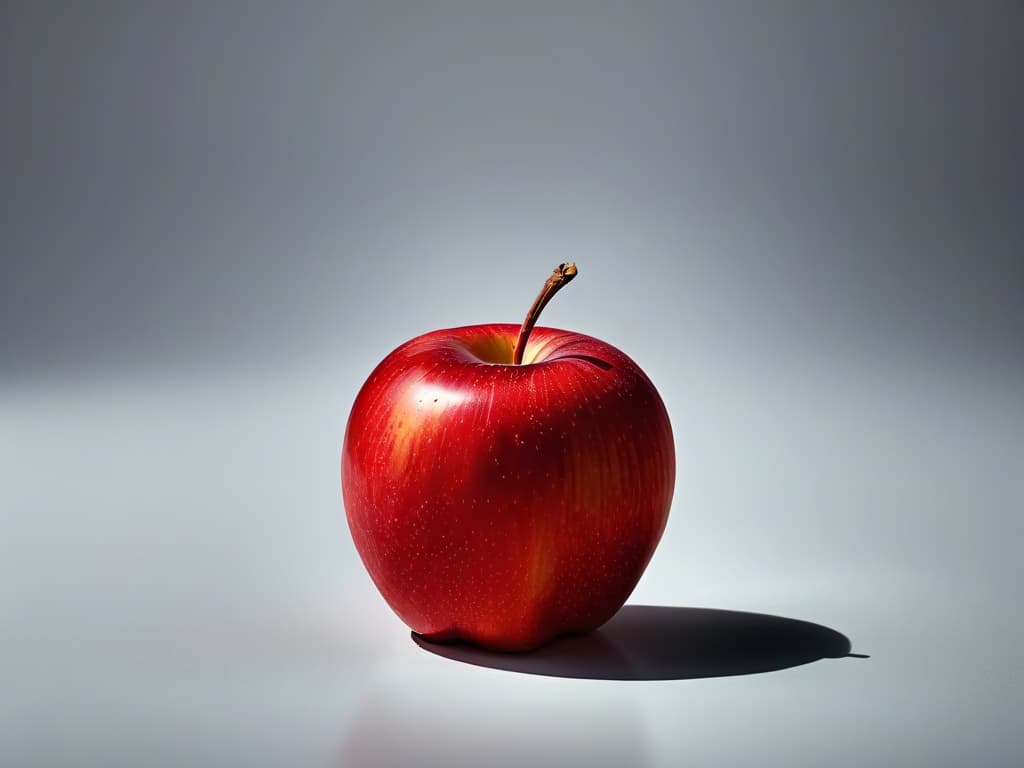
[3, 359, 1020, 766]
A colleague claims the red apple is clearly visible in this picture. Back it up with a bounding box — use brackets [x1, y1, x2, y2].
[342, 264, 675, 651]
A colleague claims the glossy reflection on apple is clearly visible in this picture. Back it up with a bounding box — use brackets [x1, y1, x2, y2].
[342, 264, 675, 651]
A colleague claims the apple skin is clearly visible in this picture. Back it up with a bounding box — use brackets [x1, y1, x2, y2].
[342, 323, 675, 651]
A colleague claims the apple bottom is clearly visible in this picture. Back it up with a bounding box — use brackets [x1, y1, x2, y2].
[351, 494, 663, 652]
[409, 588, 638, 653]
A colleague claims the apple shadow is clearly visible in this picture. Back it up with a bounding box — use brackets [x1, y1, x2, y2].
[412, 605, 860, 680]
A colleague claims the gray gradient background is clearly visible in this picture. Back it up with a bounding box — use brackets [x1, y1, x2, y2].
[2, 2, 1022, 766]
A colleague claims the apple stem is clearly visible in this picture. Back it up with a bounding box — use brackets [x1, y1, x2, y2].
[512, 262, 578, 365]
